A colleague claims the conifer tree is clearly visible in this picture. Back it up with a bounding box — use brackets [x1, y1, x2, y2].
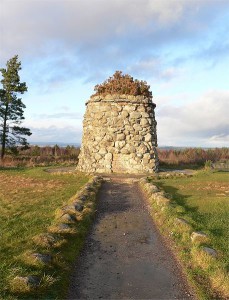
[0, 55, 32, 161]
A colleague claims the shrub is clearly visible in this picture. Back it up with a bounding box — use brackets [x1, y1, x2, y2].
[93, 71, 152, 98]
[204, 160, 213, 170]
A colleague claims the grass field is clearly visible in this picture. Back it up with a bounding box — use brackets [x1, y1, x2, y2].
[0, 167, 90, 299]
[1, 167, 228, 299]
[151, 170, 229, 298]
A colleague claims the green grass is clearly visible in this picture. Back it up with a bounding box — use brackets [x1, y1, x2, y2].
[0, 167, 90, 299]
[154, 171, 229, 256]
[150, 170, 229, 298]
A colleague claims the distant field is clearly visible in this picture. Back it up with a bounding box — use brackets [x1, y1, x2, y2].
[153, 171, 229, 298]
[0, 168, 89, 299]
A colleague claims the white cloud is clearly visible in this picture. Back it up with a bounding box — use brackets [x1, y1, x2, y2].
[208, 134, 229, 147]
[24, 117, 82, 130]
[27, 125, 82, 144]
[157, 90, 229, 146]
[33, 112, 83, 120]
[23, 114, 83, 143]
[128, 57, 182, 82]
[24, 118, 83, 143]
[1, 0, 228, 81]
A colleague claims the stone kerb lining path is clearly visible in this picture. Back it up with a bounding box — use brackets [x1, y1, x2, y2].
[68, 176, 195, 299]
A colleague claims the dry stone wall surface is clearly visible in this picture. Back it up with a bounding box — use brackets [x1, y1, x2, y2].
[77, 94, 158, 174]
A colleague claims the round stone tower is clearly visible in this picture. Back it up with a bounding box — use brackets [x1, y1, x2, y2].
[77, 92, 159, 174]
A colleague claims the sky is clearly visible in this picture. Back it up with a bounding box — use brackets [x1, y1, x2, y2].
[0, 0, 229, 147]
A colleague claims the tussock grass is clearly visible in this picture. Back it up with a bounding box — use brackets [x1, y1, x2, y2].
[147, 170, 229, 299]
[0, 167, 90, 299]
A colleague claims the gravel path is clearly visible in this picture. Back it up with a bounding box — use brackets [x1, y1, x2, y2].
[68, 177, 195, 300]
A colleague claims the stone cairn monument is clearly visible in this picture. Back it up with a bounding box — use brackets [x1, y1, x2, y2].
[77, 71, 158, 174]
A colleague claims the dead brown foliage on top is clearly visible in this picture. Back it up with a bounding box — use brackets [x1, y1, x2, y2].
[93, 71, 152, 98]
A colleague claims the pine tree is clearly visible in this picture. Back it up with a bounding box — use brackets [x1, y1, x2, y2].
[0, 55, 32, 161]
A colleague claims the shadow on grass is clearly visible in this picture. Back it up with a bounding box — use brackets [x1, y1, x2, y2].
[159, 163, 203, 171]
[154, 182, 226, 239]
[210, 227, 224, 237]
[0, 166, 27, 171]
[154, 181, 200, 220]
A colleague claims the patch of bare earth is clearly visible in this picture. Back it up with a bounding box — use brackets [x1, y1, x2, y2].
[68, 176, 195, 299]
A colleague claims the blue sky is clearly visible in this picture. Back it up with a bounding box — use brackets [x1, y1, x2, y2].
[0, 0, 229, 147]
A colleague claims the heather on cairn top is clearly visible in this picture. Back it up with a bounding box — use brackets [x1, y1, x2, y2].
[93, 71, 152, 99]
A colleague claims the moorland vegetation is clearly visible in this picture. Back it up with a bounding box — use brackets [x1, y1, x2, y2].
[1, 146, 228, 169]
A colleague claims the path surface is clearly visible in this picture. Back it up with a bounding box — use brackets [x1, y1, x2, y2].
[68, 177, 195, 300]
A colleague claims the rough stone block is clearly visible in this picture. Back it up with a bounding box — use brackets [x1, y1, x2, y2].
[144, 133, 152, 142]
[31, 253, 52, 264]
[98, 148, 107, 155]
[202, 247, 217, 258]
[116, 133, 126, 141]
[105, 153, 112, 160]
[191, 231, 209, 244]
[129, 111, 141, 119]
[121, 110, 129, 118]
